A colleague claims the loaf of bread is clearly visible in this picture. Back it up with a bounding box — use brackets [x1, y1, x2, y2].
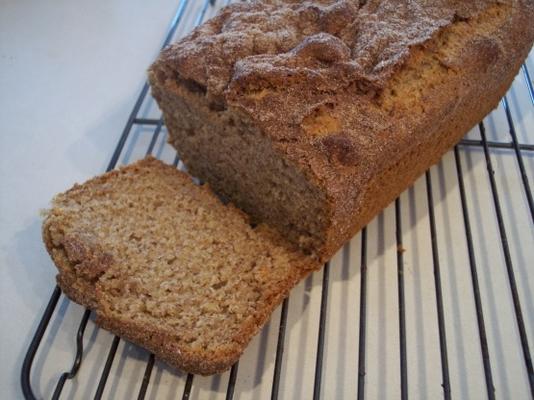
[149, 0, 534, 261]
[43, 158, 318, 374]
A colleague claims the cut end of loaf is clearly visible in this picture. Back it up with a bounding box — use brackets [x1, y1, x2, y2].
[149, 0, 534, 264]
[149, 67, 333, 260]
[42, 157, 317, 374]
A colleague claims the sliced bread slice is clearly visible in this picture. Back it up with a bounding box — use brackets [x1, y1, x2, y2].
[42, 157, 319, 375]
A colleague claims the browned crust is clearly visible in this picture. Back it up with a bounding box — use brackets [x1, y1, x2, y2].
[318, 60, 521, 260]
[42, 218, 100, 309]
[42, 157, 318, 375]
[315, 6, 534, 260]
[56, 273, 96, 309]
[149, 1, 534, 261]
[95, 314, 241, 375]
[41, 161, 144, 310]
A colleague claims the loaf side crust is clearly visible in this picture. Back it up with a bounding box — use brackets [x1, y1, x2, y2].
[150, 0, 534, 260]
[43, 203, 113, 310]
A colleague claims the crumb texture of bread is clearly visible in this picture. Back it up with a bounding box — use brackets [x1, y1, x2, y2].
[149, 0, 534, 261]
[42, 157, 317, 375]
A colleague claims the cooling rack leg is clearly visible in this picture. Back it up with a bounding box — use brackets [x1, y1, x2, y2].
[51, 309, 91, 400]
[271, 297, 289, 400]
[226, 362, 239, 400]
[312, 262, 330, 400]
[395, 199, 409, 400]
[136, 353, 155, 400]
[425, 170, 452, 400]
[21, 286, 62, 400]
[181, 373, 194, 400]
[454, 146, 496, 400]
[357, 228, 368, 400]
[93, 336, 120, 400]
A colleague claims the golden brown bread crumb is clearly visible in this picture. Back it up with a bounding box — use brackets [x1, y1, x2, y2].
[42, 157, 319, 374]
[149, 0, 534, 261]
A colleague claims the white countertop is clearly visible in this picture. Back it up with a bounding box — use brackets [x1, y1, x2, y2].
[0, 1, 179, 397]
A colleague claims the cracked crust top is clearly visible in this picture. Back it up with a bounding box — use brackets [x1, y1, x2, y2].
[155, 0, 506, 95]
[150, 0, 533, 220]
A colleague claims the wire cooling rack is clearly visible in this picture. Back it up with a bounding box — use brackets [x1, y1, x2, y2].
[21, 1, 534, 399]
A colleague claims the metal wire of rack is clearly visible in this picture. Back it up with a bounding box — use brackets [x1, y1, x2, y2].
[21, 1, 534, 399]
